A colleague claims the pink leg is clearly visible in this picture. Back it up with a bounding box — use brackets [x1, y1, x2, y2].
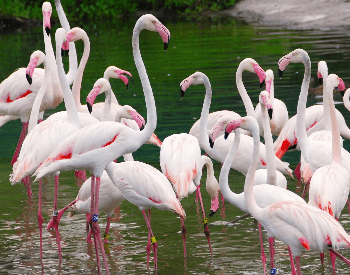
[47, 199, 77, 230]
[330, 250, 336, 273]
[257, 223, 266, 274]
[320, 252, 325, 266]
[103, 217, 111, 244]
[146, 209, 152, 267]
[11, 121, 28, 165]
[22, 176, 32, 199]
[38, 179, 44, 260]
[52, 174, 62, 258]
[301, 179, 310, 199]
[329, 249, 350, 266]
[288, 246, 297, 275]
[220, 191, 225, 206]
[269, 237, 275, 269]
[86, 213, 93, 244]
[195, 183, 200, 204]
[141, 209, 158, 271]
[295, 256, 302, 275]
[93, 176, 110, 275]
[347, 199, 350, 216]
[180, 216, 187, 257]
[196, 186, 213, 256]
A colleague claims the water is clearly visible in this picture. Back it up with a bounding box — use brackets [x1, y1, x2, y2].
[1, 16, 350, 274]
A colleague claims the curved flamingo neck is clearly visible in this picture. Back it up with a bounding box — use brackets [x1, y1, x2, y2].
[218, 129, 245, 208]
[103, 72, 119, 105]
[54, 0, 77, 85]
[344, 89, 350, 112]
[295, 52, 311, 155]
[55, 32, 80, 128]
[270, 79, 275, 107]
[236, 62, 255, 117]
[198, 74, 213, 152]
[319, 65, 331, 131]
[201, 155, 214, 178]
[132, 21, 157, 143]
[261, 102, 277, 185]
[243, 118, 263, 217]
[71, 32, 90, 109]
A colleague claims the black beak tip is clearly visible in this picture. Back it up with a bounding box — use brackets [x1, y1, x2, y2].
[260, 79, 265, 88]
[61, 48, 64, 57]
[340, 89, 345, 97]
[140, 124, 145, 131]
[278, 68, 283, 78]
[126, 83, 129, 91]
[164, 42, 169, 51]
[209, 210, 216, 217]
[87, 102, 92, 114]
[318, 78, 323, 85]
[209, 137, 214, 148]
[224, 131, 229, 140]
[268, 108, 273, 120]
[45, 27, 50, 36]
[180, 88, 185, 98]
[64, 49, 69, 58]
[26, 74, 32, 85]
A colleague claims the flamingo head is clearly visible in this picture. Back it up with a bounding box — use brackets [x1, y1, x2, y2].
[265, 69, 274, 95]
[104, 66, 133, 91]
[42, 2, 52, 36]
[317, 61, 328, 85]
[26, 50, 46, 85]
[117, 105, 146, 130]
[225, 119, 243, 139]
[86, 78, 111, 113]
[252, 63, 266, 88]
[179, 71, 206, 98]
[278, 49, 310, 77]
[259, 90, 273, 119]
[208, 115, 234, 148]
[328, 74, 346, 96]
[138, 14, 171, 51]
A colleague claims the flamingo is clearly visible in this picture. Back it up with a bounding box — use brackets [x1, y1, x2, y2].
[0, 2, 63, 166]
[225, 115, 350, 275]
[160, 133, 219, 257]
[188, 58, 265, 141]
[33, 14, 170, 274]
[255, 69, 289, 136]
[210, 91, 305, 273]
[274, 54, 350, 160]
[277, 49, 350, 178]
[180, 71, 293, 178]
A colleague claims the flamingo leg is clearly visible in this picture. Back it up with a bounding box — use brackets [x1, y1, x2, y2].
[92, 176, 110, 275]
[269, 237, 275, 269]
[288, 246, 297, 275]
[141, 209, 158, 271]
[38, 179, 44, 260]
[196, 185, 213, 256]
[347, 199, 350, 216]
[329, 250, 336, 273]
[301, 179, 310, 199]
[22, 176, 32, 199]
[47, 199, 77, 230]
[180, 216, 187, 257]
[329, 249, 350, 266]
[220, 191, 225, 206]
[11, 121, 28, 166]
[52, 174, 62, 258]
[257, 222, 266, 274]
[295, 256, 302, 275]
[320, 252, 325, 266]
[146, 209, 152, 268]
[74, 170, 87, 181]
[103, 217, 111, 244]
[86, 213, 93, 244]
[195, 183, 200, 203]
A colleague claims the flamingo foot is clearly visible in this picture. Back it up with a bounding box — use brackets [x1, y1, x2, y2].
[92, 221, 110, 275]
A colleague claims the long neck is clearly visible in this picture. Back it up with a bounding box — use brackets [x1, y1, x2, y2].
[201, 155, 214, 178]
[103, 72, 119, 105]
[199, 75, 213, 152]
[101, 88, 112, 122]
[295, 54, 311, 156]
[236, 65, 255, 117]
[71, 34, 90, 108]
[132, 23, 157, 143]
[56, 39, 80, 128]
[321, 70, 331, 131]
[327, 81, 341, 164]
[344, 89, 350, 112]
[243, 120, 263, 217]
[270, 79, 275, 107]
[54, 0, 77, 85]
[261, 104, 276, 185]
[218, 129, 245, 207]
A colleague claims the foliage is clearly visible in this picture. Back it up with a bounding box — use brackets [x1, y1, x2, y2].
[0, 0, 239, 22]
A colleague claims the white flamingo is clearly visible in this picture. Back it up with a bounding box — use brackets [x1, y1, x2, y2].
[33, 14, 170, 274]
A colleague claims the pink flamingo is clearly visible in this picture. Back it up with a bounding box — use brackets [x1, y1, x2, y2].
[33, 14, 170, 274]
[225, 115, 350, 275]
[160, 134, 219, 257]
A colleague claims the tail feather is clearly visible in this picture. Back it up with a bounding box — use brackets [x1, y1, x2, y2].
[10, 159, 35, 184]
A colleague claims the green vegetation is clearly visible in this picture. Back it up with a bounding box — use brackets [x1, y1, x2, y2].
[0, 0, 239, 22]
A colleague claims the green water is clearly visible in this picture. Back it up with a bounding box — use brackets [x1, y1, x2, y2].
[0, 16, 350, 274]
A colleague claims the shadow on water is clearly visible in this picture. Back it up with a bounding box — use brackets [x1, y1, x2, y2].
[0, 15, 350, 274]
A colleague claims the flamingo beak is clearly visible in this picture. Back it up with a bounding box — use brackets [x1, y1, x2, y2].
[87, 102, 92, 113]
[260, 79, 265, 88]
[180, 87, 185, 98]
[278, 69, 283, 78]
[318, 78, 323, 85]
[26, 74, 32, 85]
[209, 136, 214, 148]
[224, 131, 230, 140]
[45, 27, 50, 36]
[268, 108, 273, 120]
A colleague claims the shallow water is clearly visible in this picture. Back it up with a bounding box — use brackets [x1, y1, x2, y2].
[1, 16, 350, 274]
